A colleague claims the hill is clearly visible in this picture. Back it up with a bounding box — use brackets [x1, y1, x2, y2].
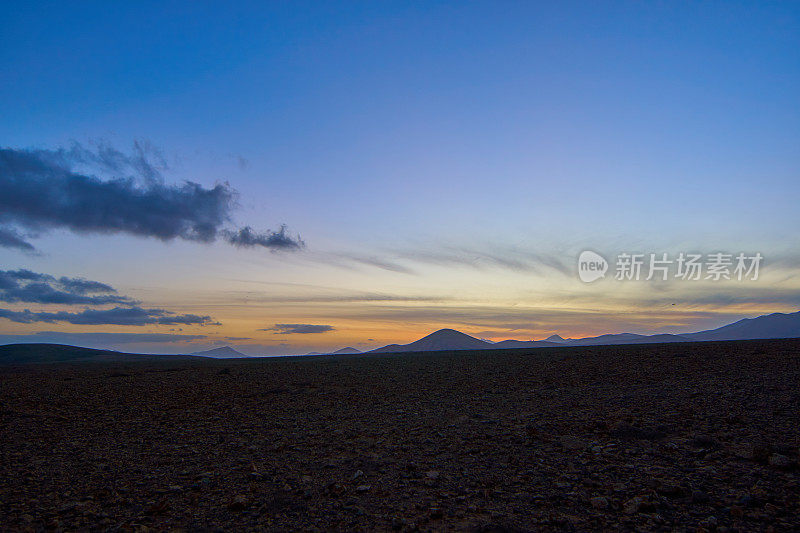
[370, 329, 491, 353]
[0, 344, 187, 365]
[684, 310, 800, 341]
[332, 347, 362, 355]
[190, 346, 248, 358]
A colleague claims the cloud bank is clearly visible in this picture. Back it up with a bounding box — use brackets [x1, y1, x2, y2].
[0, 306, 215, 326]
[0, 143, 303, 251]
[0, 269, 135, 305]
[0, 269, 219, 327]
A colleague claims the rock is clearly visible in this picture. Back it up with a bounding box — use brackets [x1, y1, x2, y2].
[690, 433, 717, 449]
[700, 516, 718, 529]
[227, 495, 248, 511]
[356, 484, 371, 492]
[768, 453, 793, 469]
[525, 423, 549, 441]
[351, 470, 364, 481]
[325, 482, 346, 497]
[729, 443, 756, 460]
[611, 423, 666, 441]
[559, 435, 587, 450]
[623, 496, 645, 514]
[590, 496, 609, 509]
[425, 470, 440, 480]
[147, 499, 169, 515]
[57, 502, 79, 514]
[656, 481, 683, 497]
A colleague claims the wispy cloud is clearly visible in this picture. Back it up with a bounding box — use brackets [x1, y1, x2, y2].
[395, 246, 570, 274]
[319, 245, 570, 275]
[0, 142, 303, 251]
[262, 323, 335, 334]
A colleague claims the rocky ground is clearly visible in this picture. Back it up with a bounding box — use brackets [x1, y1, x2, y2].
[1, 339, 799, 531]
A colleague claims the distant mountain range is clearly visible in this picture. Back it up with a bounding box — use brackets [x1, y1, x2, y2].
[190, 346, 249, 358]
[305, 347, 363, 356]
[359, 310, 800, 354]
[2, 311, 799, 363]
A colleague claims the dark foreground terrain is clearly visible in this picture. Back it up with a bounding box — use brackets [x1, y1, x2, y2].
[1, 340, 799, 531]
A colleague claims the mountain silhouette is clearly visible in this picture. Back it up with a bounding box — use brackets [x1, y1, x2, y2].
[367, 310, 800, 354]
[491, 339, 562, 349]
[370, 329, 491, 353]
[190, 346, 248, 358]
[683, 311, 800, 341]
[0, 344, 191, 364]
[332, 347, 362, 354]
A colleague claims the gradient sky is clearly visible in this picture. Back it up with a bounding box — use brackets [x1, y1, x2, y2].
[1, 1, 799, 354]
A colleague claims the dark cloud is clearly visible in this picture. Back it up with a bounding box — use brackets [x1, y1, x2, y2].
[0, 143, 303, 251]
[0, 306, 216, 326]
[0, 269, 135, 305]
[0, 227, 35, 251]
[263, 323, 335, 334]
[0, 268, 221, 327]
[224, 225, 304, 250]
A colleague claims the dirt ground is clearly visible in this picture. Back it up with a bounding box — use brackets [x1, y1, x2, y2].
[1, 339, 799, 531]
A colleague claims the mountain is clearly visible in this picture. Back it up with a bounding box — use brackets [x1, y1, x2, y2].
[0, 344, 188, 365]
[370, 329, 491, 353]
[558, 333, 691, 346]
[491, 339, 562, 349]
[683, 311, 800, 341]
[190, 346, 248, 358]
[367, 310, 800, 355]
[332, 347, 362, 354]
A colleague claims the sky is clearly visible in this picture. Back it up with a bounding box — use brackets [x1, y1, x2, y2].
[1, 1, 799, 355]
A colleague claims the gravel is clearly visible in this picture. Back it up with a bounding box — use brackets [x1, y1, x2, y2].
[1, 338, 799, 531]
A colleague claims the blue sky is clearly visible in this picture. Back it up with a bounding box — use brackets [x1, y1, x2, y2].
[1, 2, 799, 354]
